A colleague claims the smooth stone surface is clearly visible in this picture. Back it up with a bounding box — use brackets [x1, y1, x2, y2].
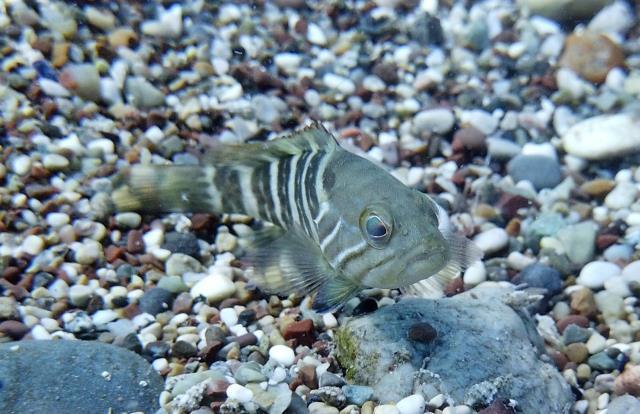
[607, 395, 640, 414]
[342, 385, 374, 406]
[517, 0, 612, 22]
[0, 340, 163, 413]
[138, 287, 174, 315]
[576, 261, 621, 289]
[335, 284, 574, 412]
[513, 263, 562, 298]
[473, 228, 509, 254]
[507, 155, 562, 190]
[190, 272, 236, 304]
[562, 114, 640, 160]
[413, 108, 455, 134]
[557, 222, 597, 265]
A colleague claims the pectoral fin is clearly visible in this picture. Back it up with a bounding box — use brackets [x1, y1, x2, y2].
[313, 274, 361, 312]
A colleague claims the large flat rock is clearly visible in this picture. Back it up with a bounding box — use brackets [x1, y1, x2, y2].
[335, 284, 574, 413]
[0, 340, 164, 414]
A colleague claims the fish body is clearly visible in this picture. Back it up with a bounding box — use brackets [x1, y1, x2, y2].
[112, 123, 481, 311]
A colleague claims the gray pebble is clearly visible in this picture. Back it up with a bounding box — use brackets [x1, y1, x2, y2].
[342, 385, 374, 406]
[507, 155, 563, 190]
[138, 287, 174, 316]
[588, 352, 617, 371]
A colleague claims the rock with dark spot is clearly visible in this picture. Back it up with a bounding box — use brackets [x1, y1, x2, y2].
[407, 322, 437, 343]
[138, 288, 174, 316]
[335, 284, 574, 412]
[0, 340, 163, 413]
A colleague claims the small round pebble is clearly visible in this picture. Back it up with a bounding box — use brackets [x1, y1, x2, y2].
[396, 394, 426, 414]
[473, 228, 509, 254]
[576, 261, 621, 289]
[226, 383, 253, 403]
[269, 344, 295, 367]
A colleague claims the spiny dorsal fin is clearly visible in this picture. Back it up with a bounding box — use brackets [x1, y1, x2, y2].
[206, 122, 338, 166]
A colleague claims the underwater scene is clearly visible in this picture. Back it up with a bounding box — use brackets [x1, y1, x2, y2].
[1, 0, 640, 413]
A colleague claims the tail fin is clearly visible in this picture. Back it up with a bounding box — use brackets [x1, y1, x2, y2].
[112, 165, 216, 214]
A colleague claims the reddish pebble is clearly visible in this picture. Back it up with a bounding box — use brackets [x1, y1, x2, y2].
[283, 319, 315, 347]
[0, 320, 30, 339]
[478, 399, 516, 414]
[452, 127, 486, 153]
[498, 194, 532, 220]
[172, 292, 193, 314]
[299, 364, 318, 389]
[2, 266, 21, 283]
[444, 277, 464, 297]
[105, 245, 125, 262]
[596, 234, 618, 250]
[206, 379, 230, 399]
[557, 315, 589, 333]
[126, 230, 145, 254]
[200, 340, 223, 365]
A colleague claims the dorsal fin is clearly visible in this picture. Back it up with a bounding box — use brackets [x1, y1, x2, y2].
[206, 122, 338, 166]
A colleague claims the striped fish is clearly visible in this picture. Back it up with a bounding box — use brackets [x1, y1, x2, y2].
[112, 123, 481, 311]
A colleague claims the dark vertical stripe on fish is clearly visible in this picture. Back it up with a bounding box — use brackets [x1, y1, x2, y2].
[276, 157, 292, 228]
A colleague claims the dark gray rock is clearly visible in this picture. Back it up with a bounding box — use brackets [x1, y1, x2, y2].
[507, 155, 563, 190]
[335, 284, 574, 413]
[162, 232, 200, 258]
[513, 263, 563, 299]
[139, 287, 174, 315]
[0, 340, 163, 414]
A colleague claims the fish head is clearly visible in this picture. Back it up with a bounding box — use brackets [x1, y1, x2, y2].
[351, 190, 453, 288]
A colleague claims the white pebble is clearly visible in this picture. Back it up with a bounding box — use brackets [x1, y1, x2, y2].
[152, 358, 169, 373]
[576, 261, 621, 289]
[459, 109, 498, 135]
[473, 228, 509, 254]
[46, 212, 70, 228]
[413, 108, 455, 134]
[269, 344, 295, 367]
[92, 309, 119, 325]
[322, 313, 338, 329]
[463, 261, 486, 286]
[31, 325, 51, 340]
[307, 23, 327, 45]
[220, 307, 238, 327]
[622, 260, 640, 284]
[87, 138, 115, 156]
[586, 332, 607, 355]
[226, 383, 253, 403]
[605, 182, 638, 209]
[427, 394, 445, 408]
[11, 154, 32, 176]
[323, 73, 355, 95]
[562, 113, 640, 160]
[374, 405, 400, 414]
[43, 153, 69, 170]
[145, 126, 164, 143]
[48, 279, 69, 300]
[362, 75, 386, 92]
[190, 272, 236, 304]
[21, 235, 44, 256]
[396, 394, 425, 414]
[39, 78, 70, 97]
[274, 53, 302, 74]
[69, 284, 93, 307]
[522, 142, 557, 160]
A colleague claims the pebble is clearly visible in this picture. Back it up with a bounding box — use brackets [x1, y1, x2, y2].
[342, 385, 374, 406]
[11, 154, 32, 176]
[588, 352, 617, 371]
[43, 154, 69, 171]
[226, 383, 253, 403]
[507, 155, 562, 190]
[309, 402, 339, 414]
[60, 64, 101, 102]
[269, 345, 295, 367]
[463, 261, 487, 286]
[396, 394, 426, 414]
[166, 253, 203, 275]
[594, 290, 625, 320]
[473, 228, 509, 254]
[565, 343, 589, 363]
[559, 31, 624, 84]
[605, 182, 638, 210]
[139, 288, 174, 316]
[562, 113, 640, 160]
[374, 405, 400, 414]
[570, 288, 597, 317]
[576, 261, 621, 289]
[125, 77, 165, 108]
[413, 108, 455, 134]
[557, 222, 597, 266]
[115, 213, 142, 229]
[514, 263, 562, 297]
[323, 73, 355, 95]
[307, 23, 327, 46]
[614, 364, 640, 396]
[220, 308, 238, 327]
[21, 235, 44, 256]
[190, 272, 236, 304]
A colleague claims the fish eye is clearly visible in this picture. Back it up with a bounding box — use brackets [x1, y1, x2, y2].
[360, 205, 393, 248]
[366, 215, 388, 238]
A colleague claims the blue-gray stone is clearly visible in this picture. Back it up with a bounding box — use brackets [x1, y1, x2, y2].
[607, 395, 640, 414]
[138, 287, 174, 315]
[335, 284, 574, 413]
[588, 352, 617, 371]
[514, 263, 563, 297]
[342, 385, 374, 406]
[507, 155, 562, 190]
[0, 340, 163, 413]
[563, 324, 591, 345]
[319, 372, 346, 388]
